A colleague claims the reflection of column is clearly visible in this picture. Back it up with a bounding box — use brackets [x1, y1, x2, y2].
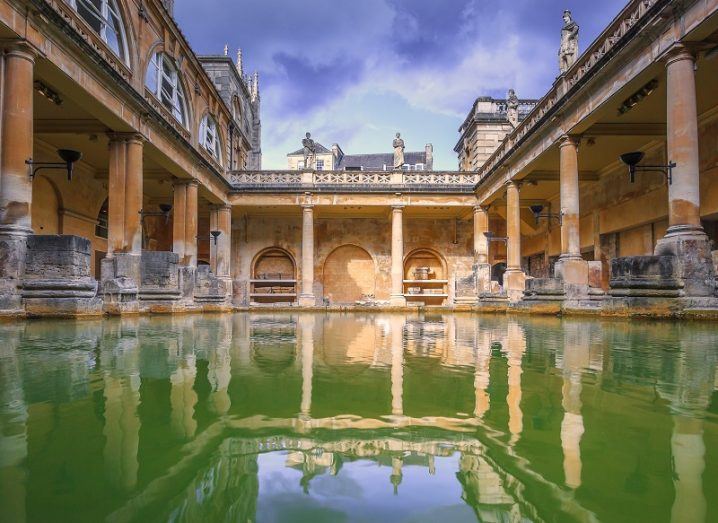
[474, 330, 491, 418]
[208, 317, 232, 415]
[555, 135, 588, 287]
[171, 326, 197, 439]
[299, 205, 315, 306]
[671, 417, 706, 523]
[300, 316, 315, 418]
[560, 321, 589, 489]
[390, 457, 403, 494]
[504, 182, 525, 301]
[390, 206, 406, 306]
[390, 316, 405, 416]
[0, 44, 35, 311]
[0, 325, 28, 523]
[101, 318, 141, 491]
[506, 322, 525, 445]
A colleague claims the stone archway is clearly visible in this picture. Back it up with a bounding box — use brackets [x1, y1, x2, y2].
[323, 245, 376, 305]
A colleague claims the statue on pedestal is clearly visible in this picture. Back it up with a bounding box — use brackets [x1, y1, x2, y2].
[302, 132, 316, 169]
[559, 10, 579, 74]
[393, 133, 405, 170]
[507, 89, 519, 128]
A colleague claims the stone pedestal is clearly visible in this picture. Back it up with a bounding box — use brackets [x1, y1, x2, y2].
[102, 253, 141, 314]
[554, 256, 589, 289]
[195, 265, 232, 310]
[138, 251, 182, 311]
[654, 235, 715, 298]
[0, 234, 28, 313]
[504, 269, 526, 303]
[21, 235, 101, 317]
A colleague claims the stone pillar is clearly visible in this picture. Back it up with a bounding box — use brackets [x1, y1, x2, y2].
[210, 205, 232, 279]
[299, 204, 315, 306]
[653, 45, 715, 296]
[101, 134, 144, 313]
[474, 205, 491, 294]
[0, 43, 35, 312]
[555, 135, 588, 288]
[390, 206, 406, 306]
[172, 180, 198, 268]
[504, 181, 525, 301]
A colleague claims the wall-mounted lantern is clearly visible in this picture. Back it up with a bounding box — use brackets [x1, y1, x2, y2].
[26, 149, 82, 181]
[529, 204, 563, 226]
[619, 151, 675, 184]
[210, 230, 221, 245]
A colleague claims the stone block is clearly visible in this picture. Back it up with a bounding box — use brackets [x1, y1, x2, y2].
[0, 235, 27, 312]
[609, 255, 682, 297]
[504, 269, 526, 303]
[587, 261, 603, 289]
[523, 278, 565, 301]
[101, 253, 141, 313]
[195, 265, 231, 306]
[654, 235, 715, 297]
[139, 251, 181, 301]
[554, 256, 589, 287]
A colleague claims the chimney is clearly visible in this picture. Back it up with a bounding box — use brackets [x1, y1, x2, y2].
[424, 144, 434, 171]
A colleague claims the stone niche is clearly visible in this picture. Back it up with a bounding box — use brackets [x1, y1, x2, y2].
[21, 235, 102, 316]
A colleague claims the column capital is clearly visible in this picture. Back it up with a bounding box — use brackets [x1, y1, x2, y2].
[505, 180, 522, 191]
[173, 178, 199, 188]
[559, 134, 581, 148]
[301, 203, 314, 211]
[391, 205, 405, 211]
[209, 203, 232, 212]
[107, 132, 146, 145]
[2, 40, 38, 62]
[663, 43, 696, 67]
[474, 203, 490, 213]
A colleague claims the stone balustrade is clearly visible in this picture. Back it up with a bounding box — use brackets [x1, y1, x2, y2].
[230, 170, 480, 191]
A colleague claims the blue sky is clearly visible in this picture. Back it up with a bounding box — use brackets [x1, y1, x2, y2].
[176, 0, 627, 170]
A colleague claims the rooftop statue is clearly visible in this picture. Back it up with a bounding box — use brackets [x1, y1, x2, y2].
[393, 133, 405, 170]
[302, 132, 316, 169]
[507, 89, 519, 128]
[559, 10, 579, 74]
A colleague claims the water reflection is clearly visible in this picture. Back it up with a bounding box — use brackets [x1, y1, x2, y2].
[0, 314, 716, 522]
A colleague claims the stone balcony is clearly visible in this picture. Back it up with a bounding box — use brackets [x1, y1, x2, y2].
[230, 170, 480, 193]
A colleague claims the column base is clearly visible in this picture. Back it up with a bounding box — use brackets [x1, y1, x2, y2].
[102, 253, 141, 314]
[0, 228, 31, 314]
[554, 255, 589, 286]
[654, 229, 715, 297]
[390, 294, 407, 307]
[504, 269, 526, 303]
[298, 294, 316, 307]
[475, 263, 492, 294]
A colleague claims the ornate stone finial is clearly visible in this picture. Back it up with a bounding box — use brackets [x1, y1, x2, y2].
[223, 44, 229, 56]
[392, 132, 405, 170]
[251, 71, 259, 101]
[236, 48, 244, 75]
[507, 89, 519, 128]
[559, 10, 579, 74]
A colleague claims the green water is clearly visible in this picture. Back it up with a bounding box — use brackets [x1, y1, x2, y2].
[1, 313, 717, 522]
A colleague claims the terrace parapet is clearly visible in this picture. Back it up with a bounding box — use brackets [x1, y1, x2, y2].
[230, 170, 480, 193]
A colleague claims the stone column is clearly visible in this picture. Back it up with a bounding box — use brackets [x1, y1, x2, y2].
[474, 205, 491, 294]
[555, 135, 588, 288]
[0, 43, 35, 312]
[504, 181, 525, 301]
[653, 45, 715, 296]
[210, 205, 232, 279]
[390, 205, 406, 306]
[299, 204, 315, 306]
[102, 134, 144, 313]
[172, 180, 198, 268]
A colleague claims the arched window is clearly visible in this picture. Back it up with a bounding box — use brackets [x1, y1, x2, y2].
[145, 52, 188, 126]
[67, 0, 128, 62]
[199, 114, 221, 162]
[95, 198, 108, 238]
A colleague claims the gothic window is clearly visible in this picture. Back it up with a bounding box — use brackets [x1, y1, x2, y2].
[199, 115, 221, 162]
[145, 52, 188, 126]
[67, 0, 128, 63]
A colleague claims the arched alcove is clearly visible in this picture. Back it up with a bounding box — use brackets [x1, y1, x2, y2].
[491, 262, 507, 287]
[32, 176, 61, 235]
[323, 245, 375, 305]
[403, 248, 449, 306]
[250, 247, 297, 304]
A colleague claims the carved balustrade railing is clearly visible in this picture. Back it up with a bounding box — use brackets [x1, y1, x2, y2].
[230, 170, 480, 191]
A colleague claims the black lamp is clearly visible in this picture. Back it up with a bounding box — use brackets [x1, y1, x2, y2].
[210, 230, 221, 245]
[26, 149, 82, 181]
[140, 204, 173, 224]
[484, 231, 508, 243]
[529, 204, 562, 225]
[620, 151, 675, 184]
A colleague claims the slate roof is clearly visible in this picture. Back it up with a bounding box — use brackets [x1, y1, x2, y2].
[287, 142, 332, 156]
[336, 151, 427, 170]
